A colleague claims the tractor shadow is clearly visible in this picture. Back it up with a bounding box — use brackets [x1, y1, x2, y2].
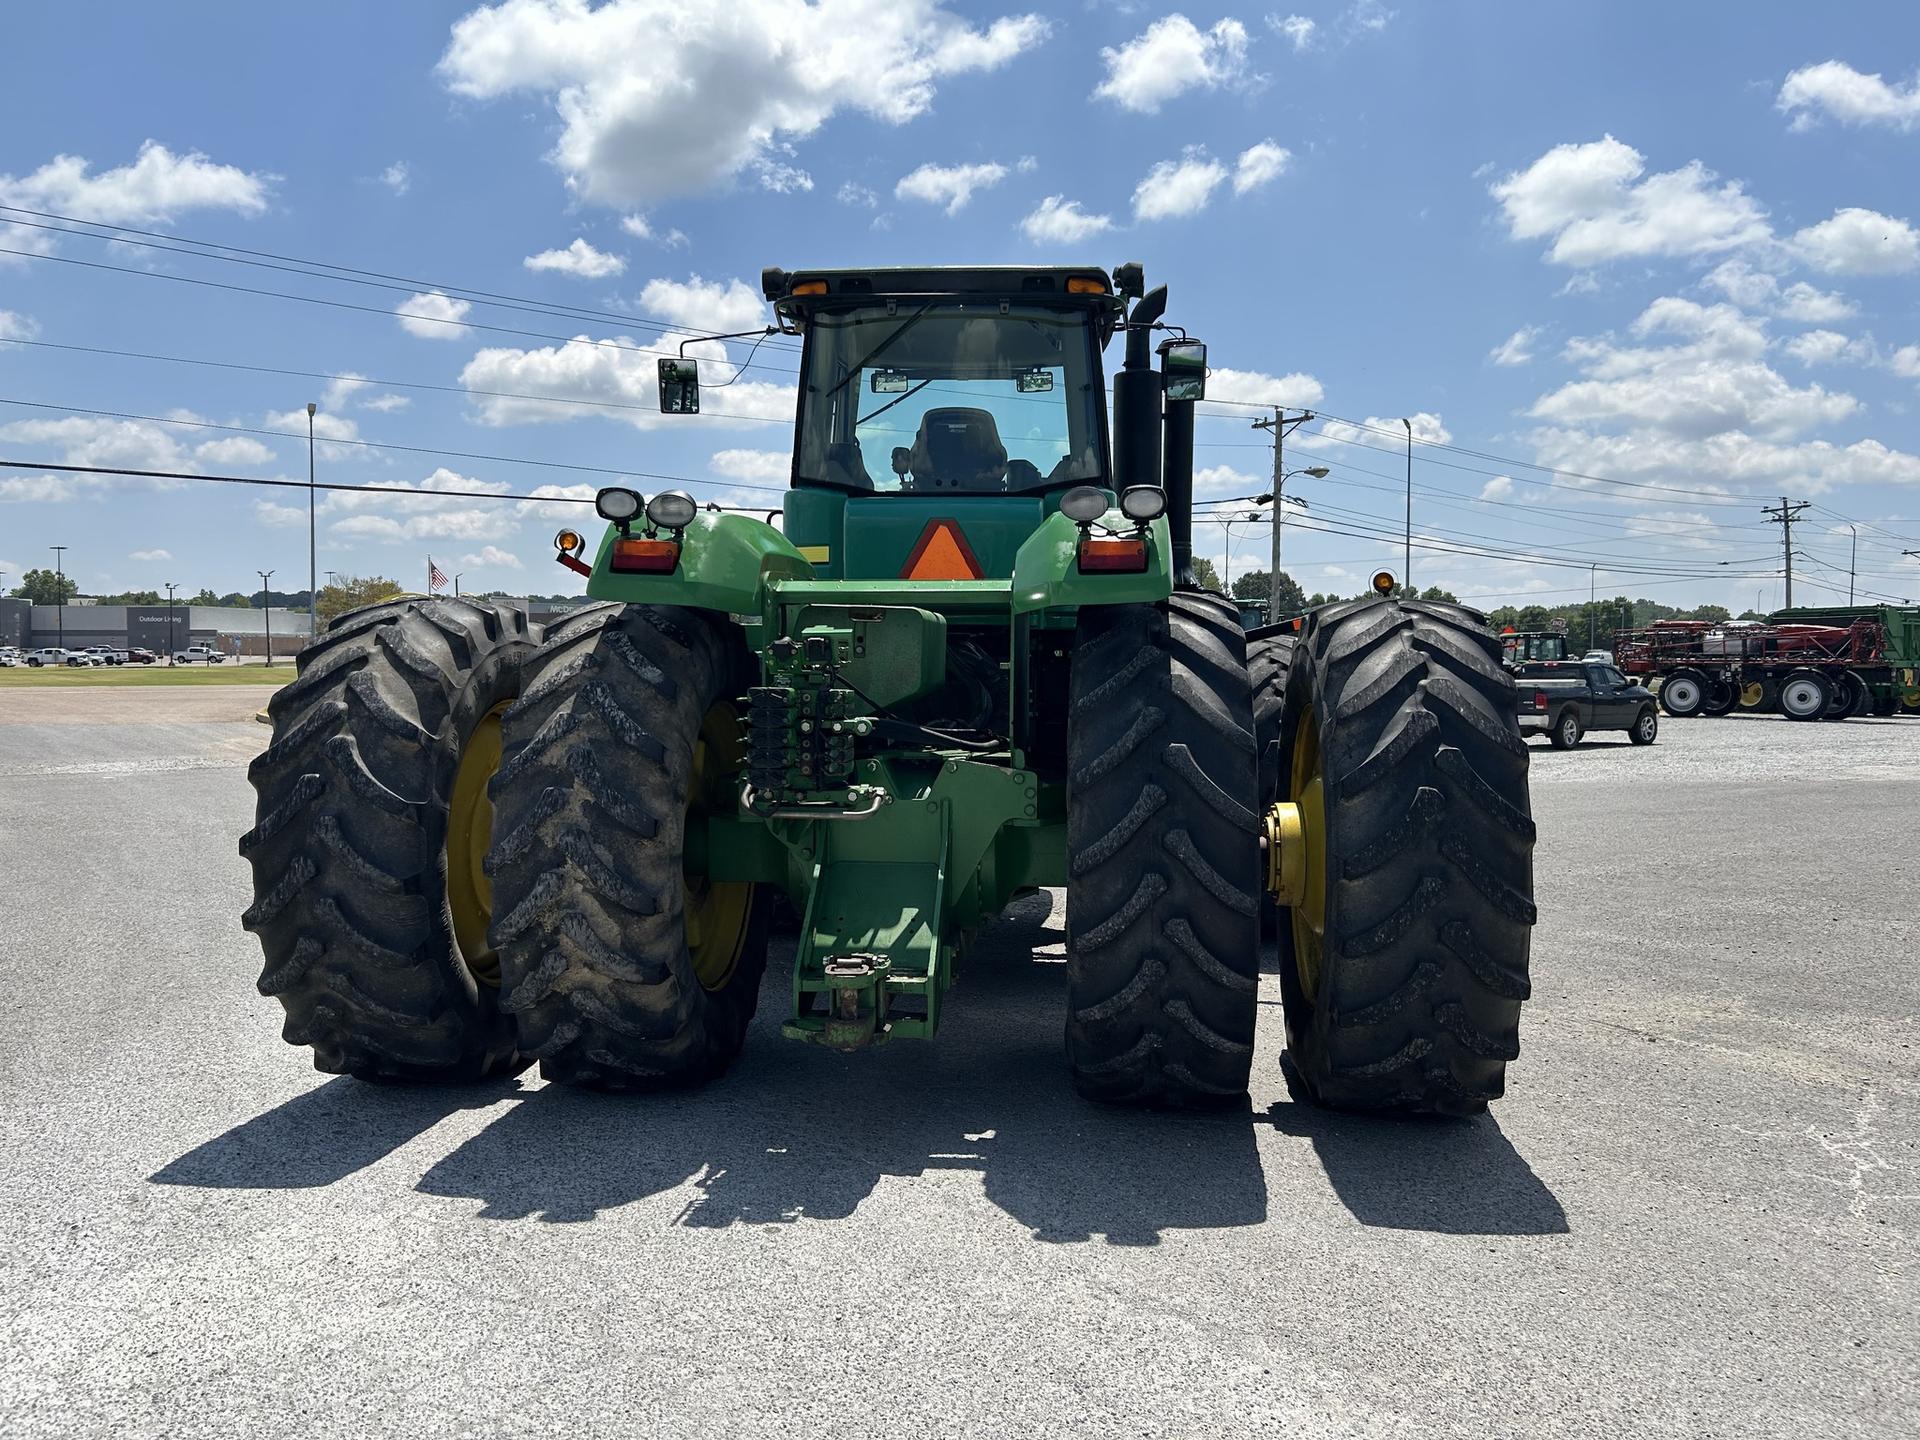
[1265, 1060, 1569, 1236]
[414, 893, 1267, 1243]
[151, 1073, 529, 1190]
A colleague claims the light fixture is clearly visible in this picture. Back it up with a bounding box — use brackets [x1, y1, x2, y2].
[646, 490, 698, 530]
[596, 487, 644, 522]
[1119, 486, 1166, 522]
[1060, 486, 1108, 524]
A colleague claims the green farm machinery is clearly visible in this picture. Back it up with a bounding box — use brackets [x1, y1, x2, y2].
[242, 263, 1537, 1113]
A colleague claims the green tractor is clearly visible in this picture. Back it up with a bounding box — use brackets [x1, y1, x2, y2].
[241, 263, 1536, 1113]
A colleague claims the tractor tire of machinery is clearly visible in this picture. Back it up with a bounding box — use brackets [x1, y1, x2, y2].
[1274, 598, 1537, 1115]
[1842, 670, 1875, 718]
[1700, 676, 1738, 716]
[1064, 592, 1262, 1106]
[240, 597, 534, 1082]
[1249, 629, 1298, 939]
[1659, 668, 1708, 717]
[1778, 668, 1832, 721]
[1821, 671, 1860, 720]
[484, 602, 770, 1090]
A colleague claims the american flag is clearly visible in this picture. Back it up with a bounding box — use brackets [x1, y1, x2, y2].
[428, 559, 448, 593]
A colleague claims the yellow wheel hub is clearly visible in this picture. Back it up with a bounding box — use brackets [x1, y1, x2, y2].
[1740, 682, 1765, 707]
[686, 703, 754, 992]
[1265, 709, 1328, 1004]
[447, 702, 506, 986]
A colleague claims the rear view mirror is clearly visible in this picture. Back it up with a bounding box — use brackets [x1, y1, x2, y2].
[870, 369, 910, 394]
[658, 358, 700, 414]
[1016, 367, 1055, 393]
[1162, 340, 1207, 402]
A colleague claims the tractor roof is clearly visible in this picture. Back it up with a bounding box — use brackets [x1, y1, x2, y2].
[762, 264, 1133, 337]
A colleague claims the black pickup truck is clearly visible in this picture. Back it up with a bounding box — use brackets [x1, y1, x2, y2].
[1513, 661, 1660, 749]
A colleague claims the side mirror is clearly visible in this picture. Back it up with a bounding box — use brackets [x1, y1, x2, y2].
[658, 358, 700, 415]
[891, 447, 912, 477]
[1161, 340, 1207, 402]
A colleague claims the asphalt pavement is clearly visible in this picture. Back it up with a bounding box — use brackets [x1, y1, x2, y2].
[0, 687, 1914, 1439]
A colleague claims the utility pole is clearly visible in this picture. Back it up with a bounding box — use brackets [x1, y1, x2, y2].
[1762, 497, 1810, 608]
[1588, 563, 1598, 652]
[1402, 418, 1414, 591]
[453, 574, 463, 597]
[1220, 510, 1265, 591]
[258, 569, 275, 667]
[1250, 408, 1316, 622]
[166, 582, 177, 664]
[50, 545, 67, 649]
[306, 402, 319, 637]
[1847, 525, 1857, 605]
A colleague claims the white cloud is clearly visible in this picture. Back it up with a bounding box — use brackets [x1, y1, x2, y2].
[459, 331, 793, 430]
[1302, 412, 1452, 455]
[380, 161, 411, 196]
[321, 373, 411, 414]
[0, 415, 195, 487]
[1205, 369, 1326, 408]
[254, 501, 305, 528]
[1890, 345, 1920, 380]
[1016, 155, 1038, 174]
[513, 482, 599, 522]
[0, 310, 39, 341]
[1532, 297, 1857, 440]
[437, 0, 1048, 205]
[362, 392, 413, 412]
[1489, 135, 1769, 266]
[327, 469, 517, 543]
[1233, 141, 1291, 195]
[265, 407, 359, 461]
[0, 141, 271, 250]
[1479, 476, 1515, 501]
[1020, 195, 1112, 245]
[461, 545, 524, 570]
[195, 436, 275, 466]
[1788, 207, 1920, 276]
[1489, 326, 1540, 366]
[1779, 60, 1920, 132]
[895, 161, 1008, 215]
[1780, 330, 1872, 367]
[128, 548, 172, 562]
[1703, 259, 1856, 324]
[710, 448, 790, 482]
[1193, 463, 1260, 495]
[836, 182, 878, 208]
[1270, 14, 1316, 50]
[524, 237, 627, 279]
[639, 275, 765, 334]
[396, 290, 474, 338]
[754, 158, 814, 194]
[1093, 15, 1250, 113]
[1133, 150, 1228, 221]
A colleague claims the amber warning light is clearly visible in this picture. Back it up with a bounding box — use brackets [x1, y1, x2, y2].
[554, 529, 591, 577]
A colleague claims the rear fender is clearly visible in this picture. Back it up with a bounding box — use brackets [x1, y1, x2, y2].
[583, 511, 812, 619]
[1010, 510, 1171, 615]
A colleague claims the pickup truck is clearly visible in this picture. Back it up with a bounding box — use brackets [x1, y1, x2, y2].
[1514, 661, 1660, 748]
[25, 647, 97, 667]
[172, 645, 227, 664]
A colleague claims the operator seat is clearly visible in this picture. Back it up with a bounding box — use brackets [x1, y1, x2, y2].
[908, 408, 1007, 490]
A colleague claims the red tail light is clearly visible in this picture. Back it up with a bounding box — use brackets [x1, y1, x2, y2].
[1077, 535, 1148, 573]
[1532, 690, 1548, 709]
[610, 537, 680, 573]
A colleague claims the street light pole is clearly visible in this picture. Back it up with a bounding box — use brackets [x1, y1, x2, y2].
[1401, 418, 1414, 592]
[1589, 563, 1598, 651]
[453, 573, 463, 598]
[1220, 509, 1264, 592]
[50, 544, 67, 649]
[1848, 525, 1857, 605]
[258, 569, 275, 667]
[166, 582, 177, 664]
[306, 402, 318, 638]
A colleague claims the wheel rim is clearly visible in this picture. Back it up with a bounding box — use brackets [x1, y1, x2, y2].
[1287, 707, 1328, 1006]
[1666, 677, 1699, 710]
[447, 701, 506, 986]
[1639, 714, 1655, 740]
[1561, 717, 1578, 744]
[686, 703, 754, 992]
[1740, 682, 1765, 707]
[1782, 679, 1820, 716]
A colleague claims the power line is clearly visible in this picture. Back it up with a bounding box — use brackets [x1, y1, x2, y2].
[0, 396, 787, 491]
[1761, 497, 1811, 608]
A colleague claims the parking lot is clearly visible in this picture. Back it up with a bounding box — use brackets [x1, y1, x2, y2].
[0, 687, 1913, 1438]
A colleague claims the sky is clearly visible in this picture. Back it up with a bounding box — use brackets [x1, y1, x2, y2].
[2, 0, 1919, 614]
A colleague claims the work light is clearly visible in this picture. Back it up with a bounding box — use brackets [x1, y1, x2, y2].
[595, 487, 643, 522]
[646, 490, 699, 530]
[1119, 486, 1166, 522]
[1060, 486, 1108, 524]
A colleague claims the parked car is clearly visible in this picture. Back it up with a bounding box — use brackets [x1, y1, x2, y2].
[0, 651, 19, 667]
[123, 647, 158, 664]
[1514, 660, 1659, 748]
[82, 646, 127, 666]
[1581, 649, 1614, 663]
[172, 645, 226, 664]
[26, 647, 96, 667]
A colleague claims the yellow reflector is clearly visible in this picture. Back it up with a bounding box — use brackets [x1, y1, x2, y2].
[555, 529, 583, 555]
[1066, 276, 1109, 294]
[796, 544, 831, 564]
[901, 520, 983, 581]
[1372, 569, 1396, 595]
[791, 279, 828, 295]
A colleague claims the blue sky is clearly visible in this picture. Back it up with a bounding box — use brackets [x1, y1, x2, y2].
[3, 0, 1918, 612]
